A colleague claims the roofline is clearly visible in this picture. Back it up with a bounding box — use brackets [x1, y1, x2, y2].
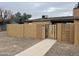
[25, 16, 74, 22]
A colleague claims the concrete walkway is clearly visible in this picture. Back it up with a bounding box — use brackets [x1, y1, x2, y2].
[15, 39, 56, 56]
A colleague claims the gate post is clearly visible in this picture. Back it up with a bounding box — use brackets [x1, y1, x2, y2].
[57, 23, 62, 42]
[73, 6, 79, 45]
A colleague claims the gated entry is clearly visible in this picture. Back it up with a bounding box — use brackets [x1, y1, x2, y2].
[48, 23, 74, 44]
[7, 23, 74, 44]
[48, 24, 57, 39]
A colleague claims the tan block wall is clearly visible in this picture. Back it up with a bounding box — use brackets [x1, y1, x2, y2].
[7, 22, 74, 43]
[31, 21, 51, 25]
[73, 8, 79, 17]
[57, 23, 62, 42]
[28, 22, 50, 38]
[73, 8, 79, 45]
[69, 23, 74, 43]
[74, 20, 79, 45]
[44, 24, 49, 38]
[36, 24, 45, 39]
[7, 24, 24, 38]
[24, 23, 45, 39]
[24, 24, 36, 39]
[7, 23, 45, 39]
[48, 24, 57, 39]
[62, 23, 74, 44]
[57, 23, 74, 44]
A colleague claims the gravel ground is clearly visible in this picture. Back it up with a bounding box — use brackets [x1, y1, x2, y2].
[45, 42, 79, 56]
[0, 31, 41, 56]
[1, 31, 79, 56]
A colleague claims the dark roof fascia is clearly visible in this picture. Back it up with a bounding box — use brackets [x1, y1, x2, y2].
[25, 16, 79, 23]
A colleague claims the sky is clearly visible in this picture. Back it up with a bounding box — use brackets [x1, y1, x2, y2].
[0, 2, 77, 19]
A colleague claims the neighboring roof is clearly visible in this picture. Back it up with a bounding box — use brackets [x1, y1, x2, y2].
[25, 16, 74, 22]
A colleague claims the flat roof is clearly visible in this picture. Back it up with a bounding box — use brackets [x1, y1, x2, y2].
[25, 16, 74, 22]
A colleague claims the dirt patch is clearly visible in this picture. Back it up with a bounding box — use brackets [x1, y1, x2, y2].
[0, 31, 41, 56]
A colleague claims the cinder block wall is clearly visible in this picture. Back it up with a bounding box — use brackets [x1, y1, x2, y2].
[57, 23, 74, 44]
[7, 24, 24, 38]
[48, 24, 57, 39]
[57, 23, 62, 42]
[7, 23, 46, 39]
[31, 21, 51, 24]
[24, 23, 45, 39]
[73, 8, 79, 18]
[74, 20, 79, 45]
[73, 8, 79, 45]
[7, 22, 74, 44]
